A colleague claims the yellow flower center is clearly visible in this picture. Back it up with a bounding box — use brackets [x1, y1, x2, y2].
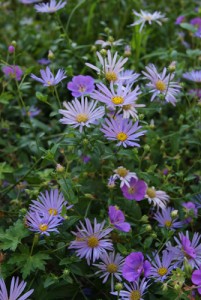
[129, 290, 141, 300]
[165, 220, 172, 228]
[78, 85, 86, 92]
[47, 80, 52, 85]
[76, 113, 89, 123]
[87, 236, 99, 248]
[123, 104, 132, 110]
[116, 167, 128, 177]
[105, 71, 118, 82]
[157, 267, 168, 276]
[39, 223, 48, 232]
[128, 187, 135, 194]
[146, 187, 156, 198]
[107, 263, 118, 273]
[48, 208, 58, 216]
[155, 80, 166, 92]
[116, 132, 128, 141]
[144, 15, 153, 21]
[112, 96, 124, 105]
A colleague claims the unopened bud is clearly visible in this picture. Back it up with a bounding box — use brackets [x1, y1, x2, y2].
[144, 144, 150, 152]
[11, 40, 17, 47]
[8, 45, 15, 53]
[145, 225, 152, 232]
[48, 50, 54, 60]
[168, 61, 176, 73]
[115, 283, 123, 292]
[171, 210, 178, 218]
[100, 49, 107, 57]
[56, 164, 65, 173]
[139, 114, 144, 120]
[108, 36, 114, 43]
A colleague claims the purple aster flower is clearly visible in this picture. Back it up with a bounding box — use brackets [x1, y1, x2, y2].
[167, 231, 201, 269]
[107, 176, 116, 188]
[2, 65, 23, 81]
[91, 81, 141, 109]
[0, 277, 34, 300]
[37, 58, 51, 65]
[122, 252, 151, 282]
[192, 265, 201, 294]
[29, 189, 72, 217]
[121, 177, 147, 201]
[145, 187, 169, 210]
[118, 70, 140, 86]
[22, 106, 41, 118]
[31, 66, 66, 86]
[69, 218, 113, 265]
[59, 96, 105, 132]
[189, 89, 201, 99]
[182, 202, 198, 224]
[34, 0, 66, 13]
[149, 251, 175, 282]
[112, 278, 149, 300]
[183, 70, 201, 82]
[101, 117, 146, 148]
[153, 207, 184, 230]
[93, 251, 124, 291]
[82, 155, 91, 164]
[175, 15, 185, 24]
[108, 206, 131, 232]
[142, 64, 181, 106]
[26, 211, 63, 235]
[112, 166, 137, 188]
[67, 75, 95, 97]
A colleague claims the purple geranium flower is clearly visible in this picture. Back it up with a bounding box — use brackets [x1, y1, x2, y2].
[2, 65, 23, 81]
[121, 177, 147, 201]
[31, 66, 66, 86]
[34, 0, 66, 13]
[192, 265, 201, 294]
[154, 207, 184, 230]
[122, 252, 151, 282]
[108, 206, 131, 232]
[67, 75, 95, 97]
[0, 277, 34, 300]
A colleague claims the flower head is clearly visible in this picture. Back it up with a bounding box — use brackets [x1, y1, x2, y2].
[130, 10, 167, 32]
[108, 206, 131, 232]
[22, 106, 41, 118]
[183, 70, 201, 82]
[142, 64, 181, 106]
[146, 187, 169, 210]
[37, 58, 51, 65]
[2, 65, 23, 81]
[69, 218, 113, 265]
[101, 117, 146, 148]
[31, 66, 66, 86]
[192, 265, 201, 295]
[112, 279, 149, 300]
[153, 207, 184, 230]
[59, 97, 105, 132]
[112, 166, 137, 187]
[121, 177, 147, 201]
[149, 251, 175, 282]
[34, 0, 66, 13]
[67, 75, 95, 97]
[175, 15, 185, 25]
[0, 277, 34, 300]
[182, 201, 198, 224]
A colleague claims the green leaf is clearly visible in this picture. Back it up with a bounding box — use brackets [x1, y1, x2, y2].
[180, 23, 197, 33]
[36, 92, 48, 103]
[117, 243, 128, 255]
[0, 92, 13, 104]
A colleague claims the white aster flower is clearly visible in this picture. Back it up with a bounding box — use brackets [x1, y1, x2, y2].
[146, 186, 170, 210]
[95, 39, 123, 48]
[113, 166, 137, 187]
[130, 10, 167, 32]
[34, 0, 66, 13]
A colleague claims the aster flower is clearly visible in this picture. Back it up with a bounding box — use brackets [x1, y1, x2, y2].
[69, 218, 113, 265]
[189, 89, 201, 101]
[67, 75, 95, 97]
[107, 176, 116, 188]
[167, 231, 201, 269]
[183, 70, 201, 82]
[142, 64, 181, 106]
[101, 117, 146, 148]
[192, 265, 201, 294]
[118, 70, 140, 86]
[145, 187, 169, 210]
[85, 50, 128, 82]
[182, 202, 198, 224]
[0, 277, 34, 300]
[93, 251, 124, 291]
[112, 279, 149, 300]
[175, 15, 185, 25]
[26, 211, 63, 235]
[130, 10, 167, 32]
[2, 65, 23, 81]
[149, 251, 175, 282]
[37, 58, 51, 65]
[153, 207, 184, 230]
[95, 39, 123, 48]
[34, 0, 66, 13]
[112, 166, 137, 188]
[29, 189, 72, 217]
[121, 177, 147, 201]
[108, 206, 131, 232]
[91, 81, 141, 109]
[31, 66, 66, 86]
[22, 106, 41, 118]
[19, 0, 41, 3]
[59, 96, 105, 132]
[122, 252, 151, 282]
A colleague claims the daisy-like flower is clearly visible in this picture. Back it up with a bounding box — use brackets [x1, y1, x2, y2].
[121, 177, 147, 201]
[85, 50, 128, 82]
[31, 66, 66, 86]
[22, 105, 41, 118]
[175, 15, 185, 25]
[149, 251, 175, 282]
[34, 0, 66, 13]
[69, 218, 113, 265]
[101, 117, 146, 148]
[118, 102, 145, 119]
[167, 231, 201, 269]
[0, 277, 34, 300]
[59, 97, 105, 132]
[93, 251, 124, 291]
[95, 39, 123, 48]
[145, 187, 169, 210]
[2, 65, 23, 81]
[91, 81, 141, 109]
[26, 211, 63, 235]
[118, 70, 140, 86]
[29, 189, 72, 217]
[112, 279, 149, 299]
[142, 64, 181, 106]
[130, 10, 167, 32]
[67, 75, 95, 97]
[154, 207, 184, 230]
[192, 265, 201, 295]
[108, 206, 131, 232]
[182, 202, 198, 224]
[112, 166, 137, 188]
[183, 70, 201, 82]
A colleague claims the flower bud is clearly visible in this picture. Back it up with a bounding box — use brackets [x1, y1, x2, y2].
[171, 210, 178, 218]
[100, 49, 107, 57]
[108, 36, 114, 43]
[11, 40, 17, 47]
[168, 61, 176, 73]
[8, 45, 15, 53]
[145, 224, 152, 232]
[56, 164, 65, 173]
[115, 283, 123, 292]
[144, 144, 150, 152]
[48, 50, 54, 60]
